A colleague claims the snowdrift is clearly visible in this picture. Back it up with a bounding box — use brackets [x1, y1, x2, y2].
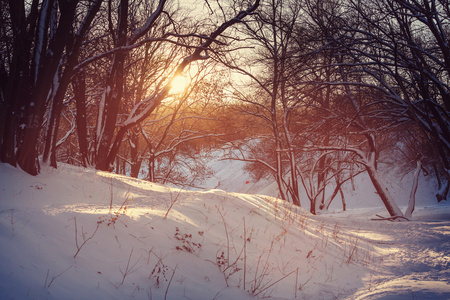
[0, 163, 449, 299]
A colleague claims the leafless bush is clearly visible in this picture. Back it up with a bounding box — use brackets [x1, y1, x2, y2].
[150, 257, 170, 288]
[174, 227, 202, 254]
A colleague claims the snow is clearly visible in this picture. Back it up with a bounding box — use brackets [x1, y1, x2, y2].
[1, 160, 450, 299]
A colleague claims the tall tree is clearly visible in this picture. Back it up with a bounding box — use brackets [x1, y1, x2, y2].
[0, 0, 260, 176]
[42, 0, 103, 167]
[221, 0, 303, 205]
[338, 0, 450, 201]
[1, 0, 80, 175]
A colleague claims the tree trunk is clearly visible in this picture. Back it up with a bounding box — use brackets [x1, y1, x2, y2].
[0, 0, 38, 167]
[405, 160, 421, 219]
[324, 180, 342, 210]
[42, 70, 67, 168]
[95, 0, 128, 171]
[73, 72, 90, 167]
[148, 151, 156, 182]
[16, 0, 78, 175]
[42, 0, 103, 168]
[339, 185, 346, 211]
[129, 129, 142, 178]
[316, 173, 325, 212]
[275, 148, 288, 201]
[288, 148, 300, 206]
[365, 163, 404, 217]
[94, 0, 260, 171]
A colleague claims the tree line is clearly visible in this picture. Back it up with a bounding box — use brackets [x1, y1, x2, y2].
[0, 0, 259, 174]
[219, 0, 449, 217]
[1, 0, 449, 217]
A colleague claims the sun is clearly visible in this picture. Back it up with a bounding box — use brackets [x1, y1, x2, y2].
[170, 75, 189, 94]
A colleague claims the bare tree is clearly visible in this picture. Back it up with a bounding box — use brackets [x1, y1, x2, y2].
[0, 0, 89, 175]
[41, 0, 103, 168]
[0, 0, 260, 176]
[120, 68, 226, 186]
[89, 0, 260, 171]
[279, 0, 449, 216]
[219, 0, 304, 205]
[331, 0, 450, 202]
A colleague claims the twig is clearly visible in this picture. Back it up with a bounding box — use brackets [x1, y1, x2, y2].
[146, 287, 152, 300]
[45, 266, 73, 288]
[346, 238, 359, 264]
[0, 209, 16, 236]
[110, 177, 114, 213]
[253, 268, 297, 297]
[371, 214, 409, 222]
[74, 217, 100, 258]
[120, 247, 140, 285]
[44, 269, 49, 288]
[243, 217, 247, 291]
[9, 209, 15, 236]
[216, 206, 230, 265]
[223, 245, 245, 285]
[164, 175, 198, 219]
[164, 188, 184, 219]
[212, 287, 228, 300]
[298, 274, 313, 291]
[250, 240, 276, 296]
[164, 265, 177, 300]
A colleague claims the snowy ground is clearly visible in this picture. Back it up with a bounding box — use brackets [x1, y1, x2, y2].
[0, 161, 449, 299]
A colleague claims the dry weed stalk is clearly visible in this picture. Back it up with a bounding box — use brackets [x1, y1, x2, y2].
[164, 265, 177, 300]
[243, 217, 247, 291]
[345, 238, 360, 264]
[215, 206, 244, 286]
[119, 247, 141, 285]
[216, 206, 230, 261]
[44, 266, 73, 289]
[0, 209, 16, 236]
[164, 188, 184, 219]
[249, 240, 276, 296]
[249, 239, 297, 298]
[73, 216, 100, 258]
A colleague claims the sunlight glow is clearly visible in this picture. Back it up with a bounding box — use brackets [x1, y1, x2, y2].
[170, 75, 189, 94]
[44, 204, 200, 227]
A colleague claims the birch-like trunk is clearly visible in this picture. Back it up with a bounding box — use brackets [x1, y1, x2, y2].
[405, 160, 421, 219]
[365, 161, 404, 217]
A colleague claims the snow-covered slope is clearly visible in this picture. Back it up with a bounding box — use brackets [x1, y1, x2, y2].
[203, 154, 439, 211]
[0, 163, 449, 299]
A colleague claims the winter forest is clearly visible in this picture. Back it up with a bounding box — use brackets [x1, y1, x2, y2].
[1, 0, 450, 299]
[1, 0, 450, 215]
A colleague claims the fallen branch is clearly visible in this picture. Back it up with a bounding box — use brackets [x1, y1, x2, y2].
[371, 214, 410, 222]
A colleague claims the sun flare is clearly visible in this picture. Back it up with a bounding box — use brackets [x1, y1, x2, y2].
[170, 75, 189, 94]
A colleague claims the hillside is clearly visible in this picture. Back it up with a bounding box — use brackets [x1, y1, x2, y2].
[0, 162, 449, 299]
